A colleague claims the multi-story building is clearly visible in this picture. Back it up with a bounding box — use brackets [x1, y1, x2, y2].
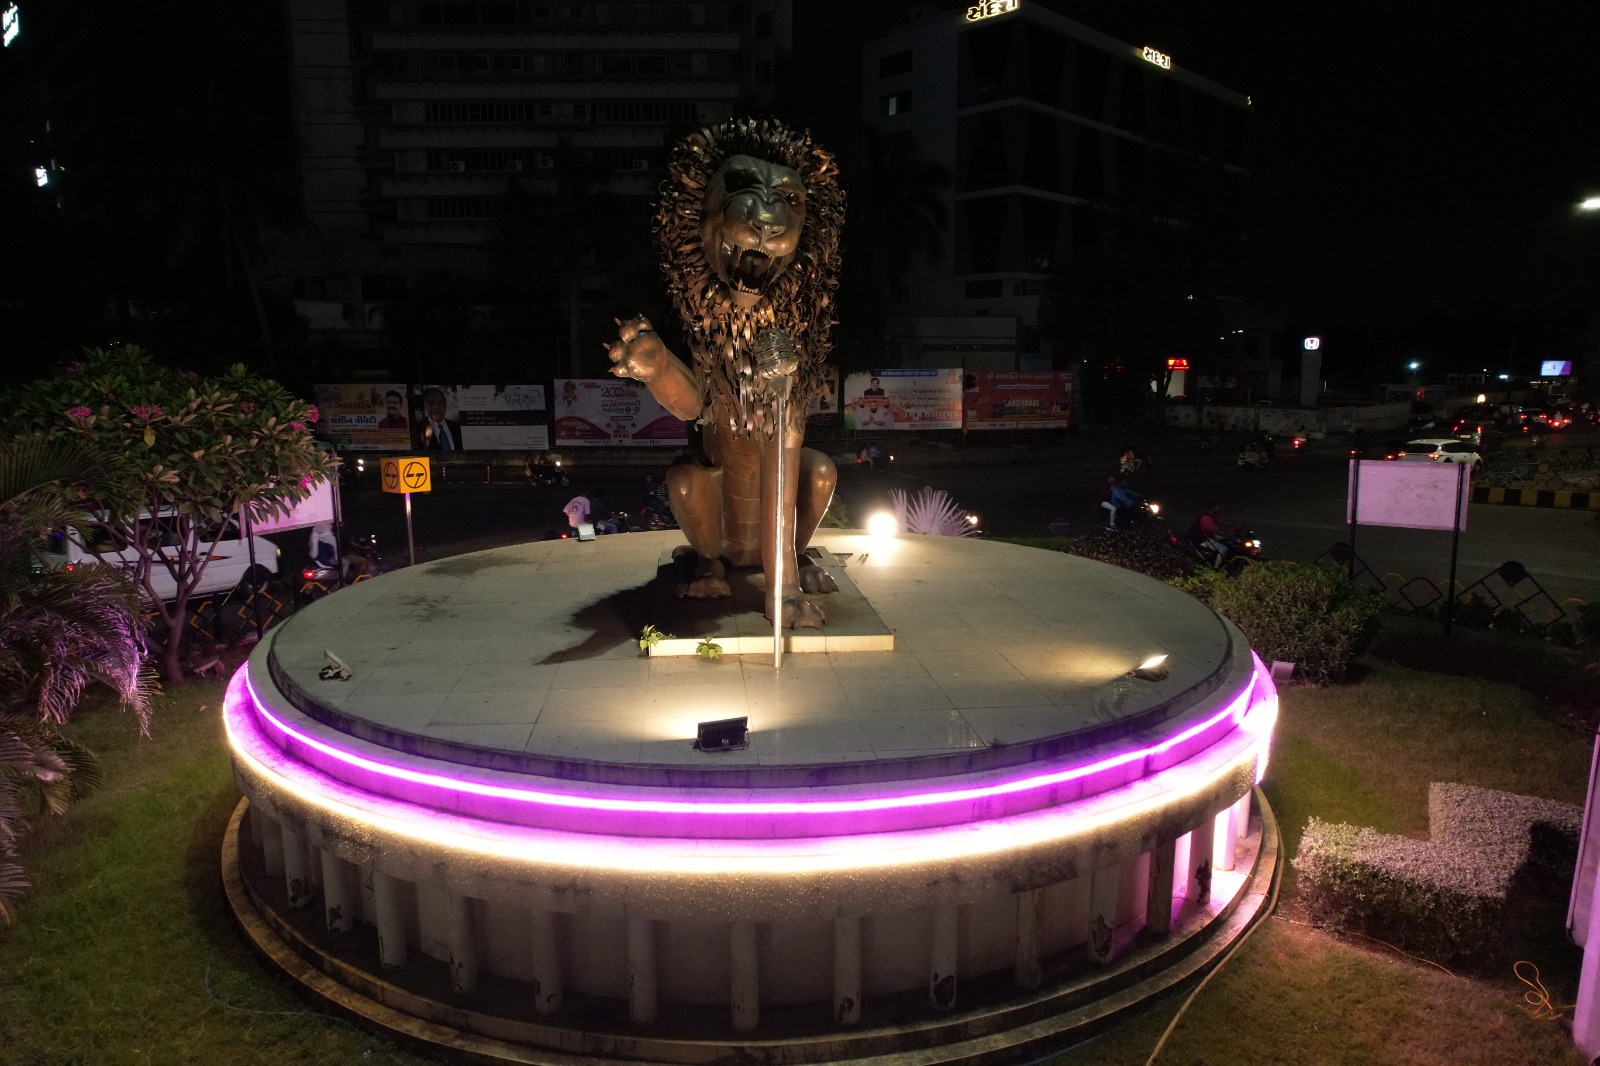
[277, 0, 790, 368]
[862, 1, 1264, 374]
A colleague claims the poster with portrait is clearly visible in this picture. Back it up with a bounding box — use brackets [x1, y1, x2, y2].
[312, 383, 412, 451]
[962, 371, 1075, 430]
[841, 369, 963, 431]
[551, 379, 688, 447]
[411, 384, 548, 451]
[805, 366, 841, 426]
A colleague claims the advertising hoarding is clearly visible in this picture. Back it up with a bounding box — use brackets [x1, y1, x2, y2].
[551, 379, 688, 447]
[963, 371, 1074, 430]
[412, 384, 549, 451]
[312, 383, 412, 451]
[841, 369, 963, 431]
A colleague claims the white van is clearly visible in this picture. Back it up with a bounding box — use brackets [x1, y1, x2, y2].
[45, 510, 281, 604]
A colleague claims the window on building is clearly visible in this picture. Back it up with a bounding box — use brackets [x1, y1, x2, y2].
[880, 90, 912, 117]
[754, 10, 774, 37]
[422, 53, 458, 73]
[878, 50, 912, 77]
[426, 198, 491, 220]
[965, 280, 1003, 300]
[493, 54, 525, 72]
[468, 53, 492, 72]
[755, 59, 773, 85]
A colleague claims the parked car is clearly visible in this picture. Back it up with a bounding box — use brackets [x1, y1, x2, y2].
[1393, 438, 1483, 474]
[43, 509, 281, 603]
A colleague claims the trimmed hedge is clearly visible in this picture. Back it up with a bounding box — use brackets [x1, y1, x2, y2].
[1294, 783, 1581, 966]
[1172, 561, 1381, 684]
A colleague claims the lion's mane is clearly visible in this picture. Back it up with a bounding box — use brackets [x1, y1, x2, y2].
[652, 116, 845, 438]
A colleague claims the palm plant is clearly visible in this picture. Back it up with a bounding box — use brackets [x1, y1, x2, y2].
[890, 487, 980, 537]
[0, 435, 154, 924]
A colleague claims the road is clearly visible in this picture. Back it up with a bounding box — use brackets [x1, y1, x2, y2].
[288, 438, 1600, 609]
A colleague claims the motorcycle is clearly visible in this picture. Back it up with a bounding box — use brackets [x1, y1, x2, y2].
[1192, 526, 1266, 574]
[1104, 496, 1162, 531]
[1238, 444, 1272, 469]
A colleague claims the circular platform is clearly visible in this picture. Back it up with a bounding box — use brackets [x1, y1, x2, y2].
[224, 531, 1279, 1063]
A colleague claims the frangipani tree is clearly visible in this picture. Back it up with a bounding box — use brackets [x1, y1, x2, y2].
[7, 345, 335, 683]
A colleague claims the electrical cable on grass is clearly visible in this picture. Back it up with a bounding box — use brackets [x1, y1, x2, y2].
[1144, 787, 1280, 1066]
[1514, 960, 1575, 1023]
[204, 962, 321, 1017]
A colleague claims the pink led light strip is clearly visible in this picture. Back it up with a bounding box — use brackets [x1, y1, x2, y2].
[232, 659, 1272, 838]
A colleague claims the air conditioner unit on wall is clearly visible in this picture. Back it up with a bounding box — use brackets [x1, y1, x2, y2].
[447, 161, 467, 173]
[631, 158, 649, 171]
[506, 160, 524, 171]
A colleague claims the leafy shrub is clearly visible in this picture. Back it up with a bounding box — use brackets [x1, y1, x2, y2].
[1065, 528, 1197, 580]
[1294, 784, 1581, 967]
[1192, 561, 1381, 684]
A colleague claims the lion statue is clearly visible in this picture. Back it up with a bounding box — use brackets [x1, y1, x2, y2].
[606, 117, 845, 628]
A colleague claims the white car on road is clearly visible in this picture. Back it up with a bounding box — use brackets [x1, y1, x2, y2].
[1395, 438, 1483, 474]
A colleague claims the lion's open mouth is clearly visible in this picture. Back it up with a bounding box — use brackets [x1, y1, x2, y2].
[722, 244, 778, 295]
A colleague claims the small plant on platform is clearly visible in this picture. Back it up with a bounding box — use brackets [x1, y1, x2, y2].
[637, 624, 674, 655]
[889, 486, 979, 537]
[695, 636, 723, 662]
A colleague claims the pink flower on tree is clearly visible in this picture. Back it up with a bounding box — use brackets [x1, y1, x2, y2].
[66, 406, 92, 420]
[290, 421, 306, 432]
[240, 401, 256, 415]
[301, 474, 316, 491]
[305, 404, 320, 423]
[130, 404, 162, 420]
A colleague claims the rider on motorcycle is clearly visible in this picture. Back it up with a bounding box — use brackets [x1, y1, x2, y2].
[1187, 503, 1234, 567]
[1105, 476, 1147, 530]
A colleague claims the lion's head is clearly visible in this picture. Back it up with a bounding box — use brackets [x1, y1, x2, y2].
[653, 117, 845, 437]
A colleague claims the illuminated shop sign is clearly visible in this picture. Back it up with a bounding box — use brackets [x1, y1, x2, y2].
[1303, 337, 1321, 350]
[2, 5, 19, 48]
[1141, 46, 1171, 69]
[965, 0, 1018, 22]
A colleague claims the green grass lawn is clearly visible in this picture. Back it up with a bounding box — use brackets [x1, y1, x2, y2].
[0, 648, 1592, 1065]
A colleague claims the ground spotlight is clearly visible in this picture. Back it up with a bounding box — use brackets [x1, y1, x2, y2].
[694, 716, 749, 752]
[867, 512, 898, 537]
[1132, 654, 1169, 682]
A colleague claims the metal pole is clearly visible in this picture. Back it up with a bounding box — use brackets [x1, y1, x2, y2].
[1347, 457, 1360, 579]
[1445, 462, 1466, 636]
[242, 506, 264, 639]
[404, 492, 416, 567]
[772, 381, 788, 670]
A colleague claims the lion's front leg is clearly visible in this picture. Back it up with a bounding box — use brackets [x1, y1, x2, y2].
[665, 460, 732, 600]
[794, 447, 839, 595]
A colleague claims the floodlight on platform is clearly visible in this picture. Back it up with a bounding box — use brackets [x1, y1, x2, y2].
[1132, 654, 1169, 682]
[866, 512, 898, 537]
[576, 522, 595, 542]
[694, 716, 749, 753]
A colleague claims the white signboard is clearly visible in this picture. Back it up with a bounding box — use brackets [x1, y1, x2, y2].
[1346, 460, 1469, 532]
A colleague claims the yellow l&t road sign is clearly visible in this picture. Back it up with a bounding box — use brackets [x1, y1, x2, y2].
[381, 456, 431, 494]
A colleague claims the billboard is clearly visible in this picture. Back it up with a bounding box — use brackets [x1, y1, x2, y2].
[312, 383, 412, 451]
[412, 384, 549, 451]
[841, 369, 963, 431]
[963, 371, 1074, 430]
[1541, 360, 1573, 377]
[806, 366, 841, 426]
[551, 379, 688, 447]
